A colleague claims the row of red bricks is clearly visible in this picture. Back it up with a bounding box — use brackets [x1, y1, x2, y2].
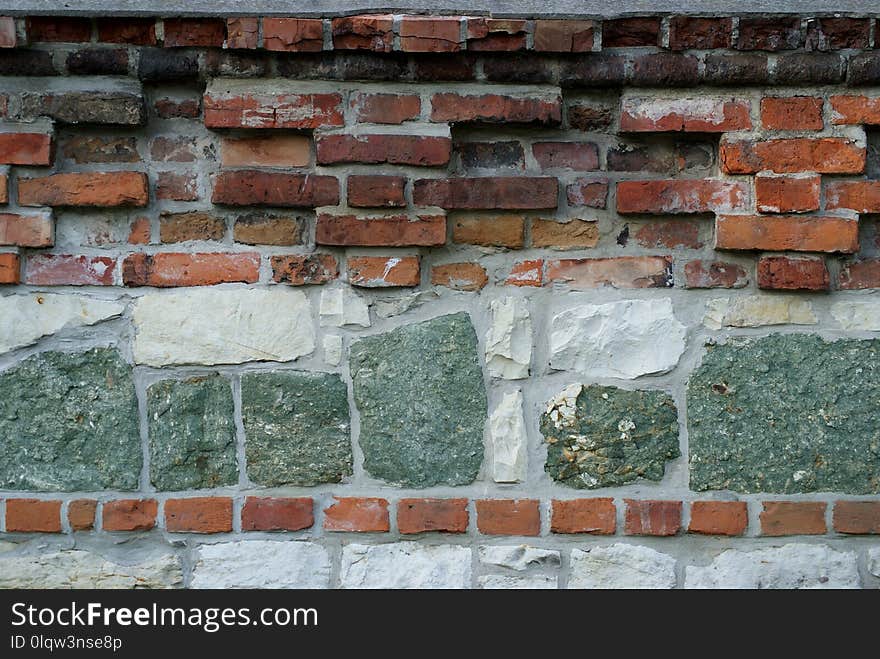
[2, 16, 873, 53]
[3, 496, 878, 537]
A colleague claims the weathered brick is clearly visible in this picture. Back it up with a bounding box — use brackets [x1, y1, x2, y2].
[830, 95, 880, 125]
[0, 16, 16, 47]
[458, 141, 525, 170]
[317, 212, 446, 247]
[413, 177, 557, 209]
[154, 97, 200, 119]
[0, 213, 53, 247]
[156, 172, 197, 201]
[550, 499, 615, 534]
[331, 15, 394, 52]
[688, 501, 748, 536]
[720, 137, 865, 174]
[716, 215, 859, 253]
[61, 135, 139, 164]
[212, 171, 339, 207]
[833, 501, 880, 534]
[263, 18, 323, 52]
[531, 219, 599, 250]
[149, 136, 203, 163]
[412, 54, 476, 81]
[242, 497, 314, 532]
[25, 254, 116, 286]
[6, 499, 62, 533]
[270, 254, 338, 285]
[351, 92, 420, 124]
[66, 48, 128, 75]
[225, 18, 259, 49]
[684, 260, 749, 289]
[398, 16, 462, 53]
[122, 253, 260, 287]
[566, 178, 608, 208]
[631, 53, 700, 87]
[430, 92, 561, 125]
[567, 102, 613, 131]
[546, 256, 673, 289]
[806, 17, 871, 50]
[774, 53, 845, 84]
[347, 175, 406, 207]
[624, 500, 682, 536]
[221, 134, 310, 168]
[602, 17, 660, 47]
[234, 214, 303, 246]
[430, 262, 488, 291]
[159, 211, 225, 243]
[703, 53, 769, 85]
[68, 499, 97, 531]
[756, 173, 820, 213]
[761, 96, 824, 130]
[204, 90, 344, 129]
[826, 180, 880, 213]
[28, 17, 91, 42]
[0, 50, 57, 76]
[620, 97, 751, 132]
[451, 214, 524, 248]
[204, 50, 268, 78]
[163, 18, 225, 48]
[275, 51, 409, 81]
[466, 18, 527, 51]
[635, 220, 702, 249]
[532, 141, 599, 170]
[398, 498, 469, 534]
[839, 259, 880, 290]
[760, 502, 827, 536]
[737, 17, 802, 51]
[165, 497, 233, 533]
[19, 172, 148, 207]
[533, 19, 595, 52]
[17, 91, 145, 125]
[138, 49, 199, 81]
[97, 18, 157, 45]
[347, 256, 420, 287]
[668, 16, 733, 50]
[102, 499, 157, 532]
[0, 253, 20, 284]
[316, 133, 451, 166]
[0, 173, 5, 203]
[476, 499, 540, 536]
[505, 259, 543, 287]
[617, 180, 746, 214]
[484, 53, 557, 84]
[323, 497, 389, 532]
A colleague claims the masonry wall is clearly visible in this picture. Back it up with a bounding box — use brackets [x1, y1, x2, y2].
[0, 12, 879, 589]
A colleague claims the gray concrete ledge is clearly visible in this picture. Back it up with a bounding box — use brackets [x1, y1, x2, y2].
[1, 0, 878, 18]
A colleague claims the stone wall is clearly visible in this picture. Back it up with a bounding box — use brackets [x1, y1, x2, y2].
[0, 13, 879, 589]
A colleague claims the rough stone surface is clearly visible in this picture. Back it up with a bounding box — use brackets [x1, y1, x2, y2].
[0, 348, 140, 491]
[133, 288, 314, 366]
[340, 543, 471, 589]
[869, 548, 880, 578]
[350, 313, 487, 487]
[478, 545, 561, 571]
[684, 544, 860, 589]
[569, 544, 677, 589]
[689, 334, 880, 494]
[485, 296, 531, 379]
[704, 296, 817, 329]
[242, 371, 352, 486]
[319, 286, 371, 328]
[831, 300, 880, 330]
[549, 298, 686, 379]
[148, 376, 238, 491]
[0, 294, 125, 354]
[541, 384, 680, 489]
[0, 549, 182, 588]
[489, 389, 527, 483]
[479, 574, 557, 589]
[191, 541, 330, 589]
[323, 334, 343, 366]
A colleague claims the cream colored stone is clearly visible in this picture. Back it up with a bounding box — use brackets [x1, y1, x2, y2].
[705, 296, 817, 329]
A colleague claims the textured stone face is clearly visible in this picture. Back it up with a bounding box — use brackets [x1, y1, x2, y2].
[704, 295, 817, 328]
[242, 371, 352, 486]
[478, 574, 558, 589]
[0, 550, 182, 589]
[569, 544, 677, 589]
[148, 376, 238, 491]
[478, 545, 561, 571]
[340, 543, 472, 589]
[485, 296, 531, 379]
[688, 334, 880, 494]
[350, 313, 487, 487]
[0, 348, 141, 491]
[541, 384, 680, 489]
[191, 541, 331, 589]
[489, 389, 527, 483]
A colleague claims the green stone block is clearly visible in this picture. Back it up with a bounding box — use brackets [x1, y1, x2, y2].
[350, 312, 487, 487]
[242, 371, 351, 486]
[541, 384, 680, 489]
[0, 348, 141, 491]
[688, 334, 880, 494]
[148, 375, 237, 491]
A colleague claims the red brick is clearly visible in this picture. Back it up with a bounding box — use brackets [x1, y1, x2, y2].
[452, 214, 524, 248]
[347, 175, 406, 207]
[760, 501, 826, 536]
[620, 97, 751, 132]
[839, 259, 880, 290]
[466, 18, 527, 51]
[242, 497, 314, 532]
[165, 497, 233, 533]
[532, 219, 599, 250]
[758, 255, 829, 291]
[323, 497, 389, 532]
[234, 215, 303, 246]
[221, 134, 311, 168]
[825, 180, 880, 213]
[204, 91, 343, 129]
[351, 92, 420, 124]
[635, 220, 702, 249]
[0, 253, 20, 284]
[566, 179, 608, 208]
[602, 17, 660, 47]
[668, 16, 733, 50]
[26, 254, 116, 286]
[533, 20, 595, 52]
[102, 499, 157, 532]
[506, 259, 543, 287]
[97, 18, 156, 45]
[0, 16, 17, 48]
[68, 499, 97, 531]
[0, 173, 6, 203]
[715, 215, 859, 253]
[150, 136, 199, 163]
[413, 177, 557, 210]
[156, 172, 197, 201]
[398, 498, 468, 534]
[720, 137, 865, 174]
[271, 254, 338, 285]
[154, 97, 200, 119]
[684, 260, 749, 289]
[567, 102, 613, 131]
[0, 132, 52, 165]
[61, 135, 139, 165]
[0, 213, 53, 247]
[225, 18, 259, 49]
[737, 17, 802, 51]
[756, 174, 820, 213]
[532, 142, 599, 170]
[807, 18, 871, 50]
[833, 501, 880, 534]
[398, 16, 462, 53]
[19, 172, 148, 207]
[6, 499, 62, 533]
[162, 18, 225, 47]
[317, 212, 445, 247]
[550, 498, 615, 534]
[331, 15, 394, 52]
[213, 171, 339, 207]
[688, 501, 748, 536]
[28, 17, 91, 42]
[624, 500, 682, 536]
[617, 180, 747, 214]
[316, 133, 451, 166]
[761, 96, 824, 130]
[830, 95, 880, 125]
[431, 262, 488, 291]
[262, 18, 323, 52]
[547, 256, 673, 289]
[476, 499, 540, 536]
[347, 256, 420, 288]
[122, 252, 260, 287]
[430, 93, 561, 125]
[159, 211, 225, 243]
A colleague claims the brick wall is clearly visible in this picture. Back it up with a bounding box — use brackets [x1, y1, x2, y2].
[0, 13, 878, 589]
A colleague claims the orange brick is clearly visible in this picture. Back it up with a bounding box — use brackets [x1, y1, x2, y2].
[624, 499, 681, 536]
[0, 132, 52, 165]
[316, 213, 446, 247]
[757, 255, 829, 291]
[398, 16, 462, 52]
[102, 499, 158, 532]
[241, 497, 314, 532]
[430, 262, 488, 291]
[761, 96, 824, 130]
[165, 497, 233, 533]
[262, 18, 323, 52]
[68, 499, 97, 531]
[347, 256, 420, 287]
[476, 499, 540, 536]
[825, 180, 880, 213]
[621, 97, 750, 132]
[755, 174, 820, 213]
[720, 137, 865, 174]
[451, 214, 525, 248]
[617, 179, 747, 214]
[830, 95, 880, 125]
[839, 259, 880, 289]
[833, 501, 880, 534]
[0, 213, 53, 247]
[505, 259, 543, 287]
[221, 134, 311, 168]
[397, 498, 469, 534]
[323, 497, 389, 532]
[715, 215, 859, 253]
[760, 501, 826, 536]
[0, 252, 20, 283]
[19, 172, 149, 207]
[6, 499, 62, 532]
[122, 252, 260, 287]
[550, 498, 616, 534]
[688, 501, 748, 536]
[546, 256, 673, 289]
